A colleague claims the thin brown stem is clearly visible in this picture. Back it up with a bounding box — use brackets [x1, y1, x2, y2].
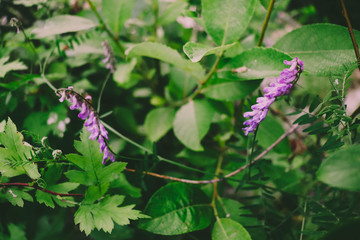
[125, 124, 299, 184]
[340, 0, 360, 70]
[258, 0, 275, 47]
[1, 182, 84, 197]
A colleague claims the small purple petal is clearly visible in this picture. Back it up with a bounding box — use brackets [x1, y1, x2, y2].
[98, 135, 106, 153]
[59, 91, 66, 102]
[99, 124, 109, 140]
[78, 103, 90, 120]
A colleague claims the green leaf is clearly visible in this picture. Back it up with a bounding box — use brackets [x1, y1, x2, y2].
[203, 79, 261, 101]
[127, 42, 205, 80]
[317, 145, 360, 191]
[256, 115, 291, 154]
[202, 0, 256, 46]
[7, 223, 27, 240]
[75, 195, 148, 236]
[5, 188, 33, 207]
[183, 42, 236, 62]
[273, 23, 360, 75]
[32, 15, 97, 38]
[113, 58, 137, 89]
[212, 218, 252, 240]
[219, 47, 292, 80]
[102, 0, 136, 35]
[144, 107, 176, 142]
[259, 0, 271, 8]
[0, 118, 40, 179]
[138, 182, 212, 235]
[158, 0, 187, 26]
[173, 100, 215, 151]
[0, 57, 27, 78]
[168, 67, 198, 100]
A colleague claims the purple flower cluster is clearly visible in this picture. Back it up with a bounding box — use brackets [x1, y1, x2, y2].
[243, 58, 303, 136]
[57, 87, 115, 164]
[102, 40, 116, 73]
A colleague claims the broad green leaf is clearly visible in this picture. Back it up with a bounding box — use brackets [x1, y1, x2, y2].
[173, 100, 215, 151]
[138, 182, 212, 235]
[0, 118, 40, 179]
[183, 42, 236, 62]
[273, 23, 360, 75]
[32, 15, 97, 38]
[256, 115, 291, 154]
[218, 47, 292, 80]
[212, 218, 252, 240]
[75, 195, 148, 235]
[203, 79, 261, 101]
[202, 0, 256, 46]
[127, 42, 205, 80]
[5, 188, 33, 207]
[102, 0, 136, 35]
[168, 67, 198, 100]
[158, 0, 187, 26]
[317, 145, 360, 191]
[113, 58, 137, 89]
[144, 107, 176, 142]
[0, 57, 27, 78]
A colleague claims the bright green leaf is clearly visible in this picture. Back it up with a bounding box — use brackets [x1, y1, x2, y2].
[203, 79, 261, 101]
[173, 100, 215, 151]
[212, 218, 252, 240]
[158, 0, 187, 26]
[317, 145, 360, 191]
[202, 0, 256, 46]
[32, 15, 97, 38]
[273, 23, 360, 75]
[5, 188, 33, 207]
[102, 0, 136, 35]
[168, 67, 198, 100]
[218, 47, 292, 80]
[183, 42, 236, 62]
[144, 107, 176, 142]
[127, 42, 205, 80]
[0, 57, 27, 78]
[113, 58, 137, 89]
[138, 182, 212, 235]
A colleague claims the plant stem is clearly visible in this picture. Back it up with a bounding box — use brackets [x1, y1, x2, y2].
[86, 0, 125, 58]
[1, 182, 84, 197]
[257, 0, 275, 47]
[299, 200, 307, 240]
[97, 72, 112, 113]
[340, 0, 360, 70]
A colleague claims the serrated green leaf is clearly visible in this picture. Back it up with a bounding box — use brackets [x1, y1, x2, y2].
[202, 0, 256, 46]
[274, 23, 360, 75]
[212, 218, 252, 240]
[158, 0, 187, 26]
[102, 0, 136, 35]
[173, 100, 215, 151]
[219, 47, 292, 80]
[203, 79, 261, 101]
[138, 182, 212, 235]
[317, 145, 360, 191]
[75, 195, 147, 236]
[32, 15, 97, 38]
[144, 107, 176, 142]
[0, 57, 27, 78]
[183, 42, 236, 62]
[127, 42, 205, 80]
[36, 190, 55, 208]
[5, 188, 33, 207]
[0, 118, 40, 179]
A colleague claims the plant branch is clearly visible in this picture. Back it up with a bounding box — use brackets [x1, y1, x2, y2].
[257, 0, 275, 47]
[97, 72, 112, 113]
[86, 0, 125, 58]
[125, 124, 299, 184]
[340, 0, 360, 70]
[1, 182, 84, 197]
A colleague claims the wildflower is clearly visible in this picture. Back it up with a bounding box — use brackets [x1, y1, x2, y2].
[57, 86, 115, 164]
[243, 58, 303, 136]
[101, 40, 117, 73]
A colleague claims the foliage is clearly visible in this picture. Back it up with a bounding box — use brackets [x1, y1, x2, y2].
[1, 0, 360, 239]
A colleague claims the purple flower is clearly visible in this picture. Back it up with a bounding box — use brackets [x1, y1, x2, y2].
[243, 58, 303, 136]
[102, 40, 117, 73]
[56, 87, 115, 164]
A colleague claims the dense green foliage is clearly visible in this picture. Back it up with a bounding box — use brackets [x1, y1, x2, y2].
[1, 0, 360, 239]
